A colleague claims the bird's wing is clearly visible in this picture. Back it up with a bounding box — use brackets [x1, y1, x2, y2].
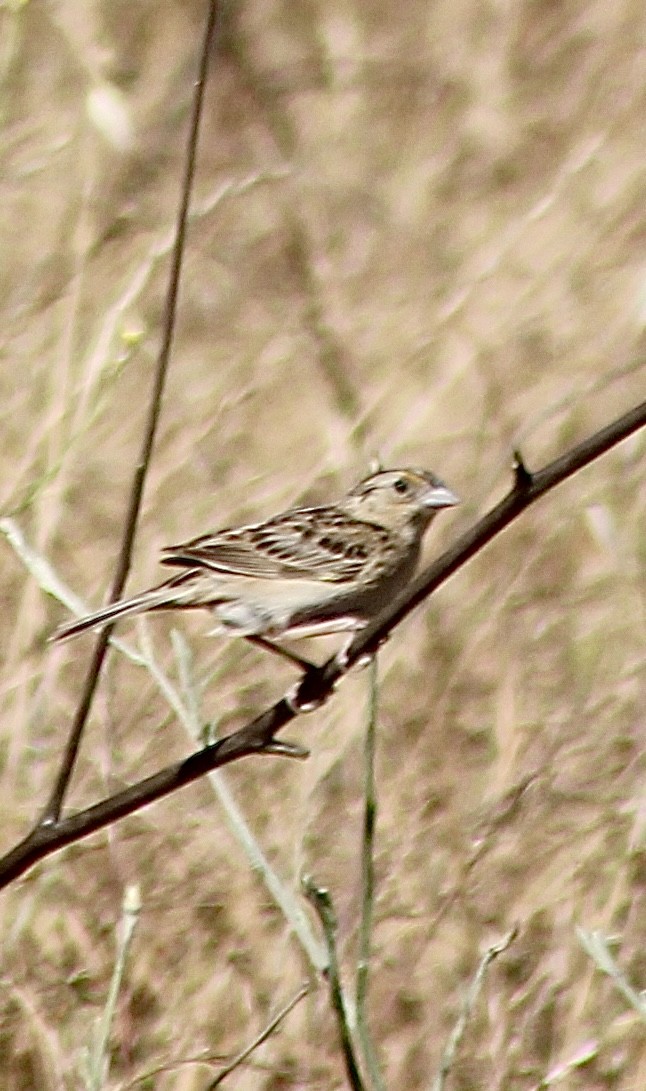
[161, 508, 392, 583]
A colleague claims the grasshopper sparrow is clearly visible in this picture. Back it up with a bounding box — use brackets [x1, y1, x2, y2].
[53, 468, 459, 657]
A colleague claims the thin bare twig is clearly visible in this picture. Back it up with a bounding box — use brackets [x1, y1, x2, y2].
[431, 928, 517, 1091]
[118, 984, 307, 1089]
[204, 984, 310, 1089]
[43, 0, 220, 823]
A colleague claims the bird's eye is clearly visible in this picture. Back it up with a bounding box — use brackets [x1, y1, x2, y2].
[393, 478, 410, 495]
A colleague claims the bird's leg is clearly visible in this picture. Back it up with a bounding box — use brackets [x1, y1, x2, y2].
[245, 635, 316, 673]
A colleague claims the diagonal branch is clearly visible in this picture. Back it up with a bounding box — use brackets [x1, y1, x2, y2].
[0, 397, 643, 888]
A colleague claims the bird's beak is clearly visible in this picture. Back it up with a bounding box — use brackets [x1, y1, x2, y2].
[422, 483, 461, 510]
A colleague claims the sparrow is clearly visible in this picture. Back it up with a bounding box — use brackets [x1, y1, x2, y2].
[52, 467, 459, 662]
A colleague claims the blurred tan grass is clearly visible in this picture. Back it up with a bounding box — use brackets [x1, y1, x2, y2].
[0, 0, 645, 1088]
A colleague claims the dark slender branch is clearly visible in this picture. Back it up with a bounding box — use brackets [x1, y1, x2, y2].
[44, 628, 112, 824]
[0, 397, 643, 887]
[43, 1, 220, 824]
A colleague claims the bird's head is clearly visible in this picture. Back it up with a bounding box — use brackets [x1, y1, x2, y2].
[343, 467, 460, 532]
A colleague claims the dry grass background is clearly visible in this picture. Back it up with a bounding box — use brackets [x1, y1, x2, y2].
[0, 0, 645, 1088]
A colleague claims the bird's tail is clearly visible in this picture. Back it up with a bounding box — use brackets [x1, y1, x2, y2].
[51, 582, 186, 643]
